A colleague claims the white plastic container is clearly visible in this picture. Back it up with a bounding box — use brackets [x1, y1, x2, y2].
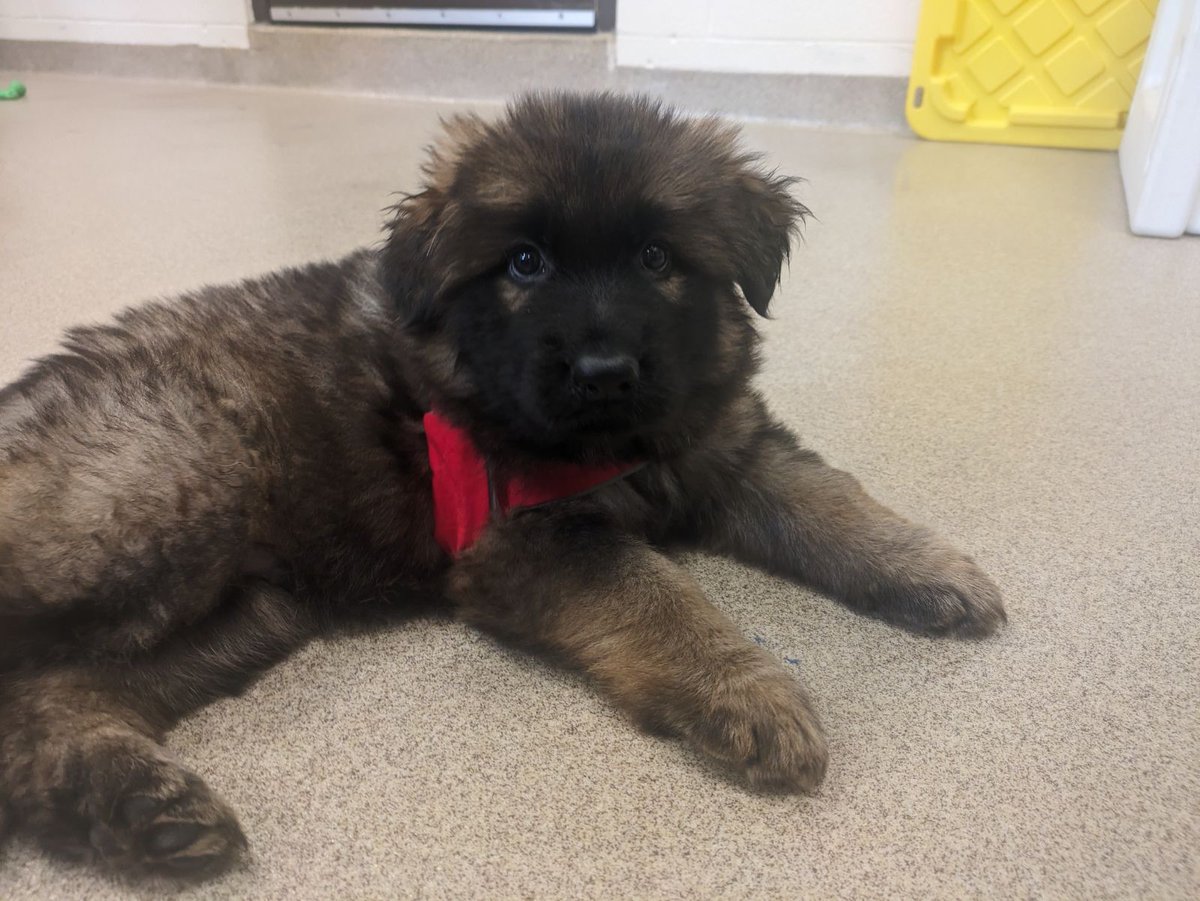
[1119, 0, 1200, 238]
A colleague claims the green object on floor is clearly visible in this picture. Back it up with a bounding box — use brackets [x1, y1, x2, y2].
[1, 80, 27, 100]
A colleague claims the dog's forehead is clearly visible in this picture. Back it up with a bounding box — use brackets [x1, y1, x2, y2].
[450, 97, 740, 217]
[492, 169, 688, 263]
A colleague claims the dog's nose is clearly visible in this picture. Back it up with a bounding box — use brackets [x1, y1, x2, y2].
[572, 354, 640, 401]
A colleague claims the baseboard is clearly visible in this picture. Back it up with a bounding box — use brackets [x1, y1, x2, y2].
[0, 24, 908, 131]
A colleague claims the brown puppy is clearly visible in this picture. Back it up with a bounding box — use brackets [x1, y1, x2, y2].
[0, 93, 1005, 880]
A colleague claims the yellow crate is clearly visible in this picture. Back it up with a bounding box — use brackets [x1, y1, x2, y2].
[907, 0, 1159, 149]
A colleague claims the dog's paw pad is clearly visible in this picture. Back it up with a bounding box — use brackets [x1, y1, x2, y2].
[866, 553, 1006, 639]
[743, 708, 829, 793]
[86, 756, 247, 879]
[687, 670, 829, 794]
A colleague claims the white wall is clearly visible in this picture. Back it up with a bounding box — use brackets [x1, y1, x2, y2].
[0, 1, 252, 49]
[0, 1, 916, 77]
[617, 0, 921, 78]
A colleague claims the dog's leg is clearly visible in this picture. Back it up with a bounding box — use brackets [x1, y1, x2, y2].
[682, 402, 1005, 637]
[449, 506, 827, 792]
[0, 582, 315, 879]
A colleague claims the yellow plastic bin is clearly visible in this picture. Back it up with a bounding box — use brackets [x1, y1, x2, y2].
[907, 0, 1159, 149]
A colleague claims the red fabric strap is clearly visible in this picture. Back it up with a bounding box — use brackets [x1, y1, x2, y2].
[423, 410, 640, 556]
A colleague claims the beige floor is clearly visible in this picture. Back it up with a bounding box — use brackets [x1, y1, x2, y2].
[1, 75, 1197, 900]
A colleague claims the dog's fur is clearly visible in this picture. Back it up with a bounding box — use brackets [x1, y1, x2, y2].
[0, 93, 1004, 879]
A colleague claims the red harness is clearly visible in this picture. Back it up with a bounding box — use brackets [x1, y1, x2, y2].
[423, 410, 641, 556]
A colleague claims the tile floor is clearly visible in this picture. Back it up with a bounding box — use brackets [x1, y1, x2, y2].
[0, 75, 1196, 899]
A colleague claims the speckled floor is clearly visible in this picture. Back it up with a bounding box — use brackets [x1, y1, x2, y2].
[0, 75, 1197, 900]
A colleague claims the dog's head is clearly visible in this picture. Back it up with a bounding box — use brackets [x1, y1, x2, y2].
[384, 93, 808, 461]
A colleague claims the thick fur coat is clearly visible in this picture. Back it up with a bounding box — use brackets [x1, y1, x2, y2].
[0, 94, 1004, 879]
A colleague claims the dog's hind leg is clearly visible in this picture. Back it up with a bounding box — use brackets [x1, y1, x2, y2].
[122, 581, 319, 720]
[0, 582, 316, 880]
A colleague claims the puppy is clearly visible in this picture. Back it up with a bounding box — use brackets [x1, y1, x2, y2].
[0, 93, 1004, 880]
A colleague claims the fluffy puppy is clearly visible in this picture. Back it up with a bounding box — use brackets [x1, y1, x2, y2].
[0, 93, 1004, 880]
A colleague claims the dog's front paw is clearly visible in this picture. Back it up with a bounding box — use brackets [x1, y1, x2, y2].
[681, 664, 828, 793]
[860, 546, 1006, 639]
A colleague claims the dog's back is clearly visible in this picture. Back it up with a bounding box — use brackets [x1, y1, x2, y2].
[0, 251, 439, 668]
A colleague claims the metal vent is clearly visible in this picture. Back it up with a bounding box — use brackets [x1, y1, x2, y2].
[268, 1, 598, 30]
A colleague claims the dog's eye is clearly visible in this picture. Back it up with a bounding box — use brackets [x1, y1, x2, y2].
[508, 246, 546, 283]
[641, 242, 670, 274]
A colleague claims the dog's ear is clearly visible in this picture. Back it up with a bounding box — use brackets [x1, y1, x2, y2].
[381, 114, 489, 329]
[381, 188, 446, 330]
[723, 169, 809, 317]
